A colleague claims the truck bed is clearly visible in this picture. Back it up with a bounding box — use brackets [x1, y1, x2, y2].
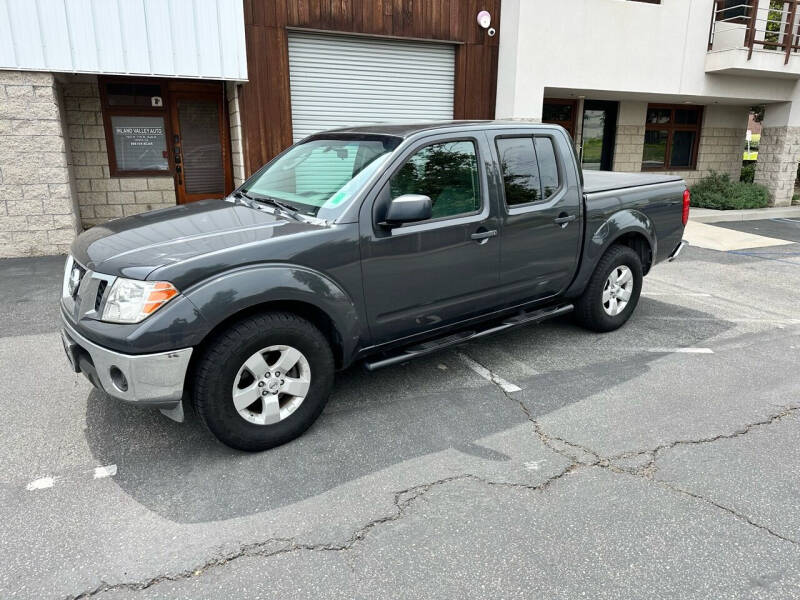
[582, 171, 684, 194]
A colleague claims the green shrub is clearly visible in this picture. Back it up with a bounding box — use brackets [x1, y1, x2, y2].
[690, 172, 770, 210]
[740, 161, 756, 184]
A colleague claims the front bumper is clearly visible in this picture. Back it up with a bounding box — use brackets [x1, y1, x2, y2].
[61, 317, 192, 408]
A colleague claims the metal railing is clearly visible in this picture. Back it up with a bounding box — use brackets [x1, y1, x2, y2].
[708, 0, 800, 65]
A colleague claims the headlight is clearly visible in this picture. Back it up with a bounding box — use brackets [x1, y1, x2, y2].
[101, 278, 179, 324]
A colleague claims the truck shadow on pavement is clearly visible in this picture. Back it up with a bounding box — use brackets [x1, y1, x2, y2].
[82, 298, 733, 523]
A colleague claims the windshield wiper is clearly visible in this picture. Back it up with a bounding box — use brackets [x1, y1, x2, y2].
[238, 190, 302, 221]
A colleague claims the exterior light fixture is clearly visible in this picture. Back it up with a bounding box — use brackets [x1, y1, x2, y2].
[477, 10, 496, 36]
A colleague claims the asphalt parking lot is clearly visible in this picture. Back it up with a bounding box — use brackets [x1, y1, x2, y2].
[1, 219, 799, 599]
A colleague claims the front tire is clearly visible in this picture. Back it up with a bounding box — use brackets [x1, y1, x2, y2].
[193, 312, 334, 451]
[574, 245, 643, 333]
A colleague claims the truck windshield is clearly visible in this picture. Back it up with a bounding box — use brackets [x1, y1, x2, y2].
[242, 135, 402, 220]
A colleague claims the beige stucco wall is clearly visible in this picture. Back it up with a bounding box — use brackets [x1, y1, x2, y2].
[0, 71, 78, 257]
[496, 0, 797, 121]
[61, 77, 176, 228]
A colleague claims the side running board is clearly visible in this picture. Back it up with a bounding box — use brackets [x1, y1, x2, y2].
[363, 304, 574, 371]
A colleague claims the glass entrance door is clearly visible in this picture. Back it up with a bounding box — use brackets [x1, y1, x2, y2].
[581, 101, 619, 171]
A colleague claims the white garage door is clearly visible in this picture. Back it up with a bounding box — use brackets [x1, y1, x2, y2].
[288, 32, 455, 142]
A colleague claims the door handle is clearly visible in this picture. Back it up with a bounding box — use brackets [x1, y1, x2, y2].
[471, 229, 497, 241]
[554, 214, 577, 227]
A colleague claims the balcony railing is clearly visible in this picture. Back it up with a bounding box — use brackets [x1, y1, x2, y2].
[709, 0, 800, 64]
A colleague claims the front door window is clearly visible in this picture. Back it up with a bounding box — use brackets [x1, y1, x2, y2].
[389, 141, 481, 220]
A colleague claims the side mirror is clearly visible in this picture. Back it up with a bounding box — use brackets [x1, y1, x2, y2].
[381, 194, 432, 227]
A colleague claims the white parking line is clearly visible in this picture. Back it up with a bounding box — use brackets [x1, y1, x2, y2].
[25, 477, 55, 491]
[24, 464, 118, 491]
[646, 347, 714, 354]
[93, 464, 117, 479]
[642, 292, 712, 297]
[457, 352, 522, 393]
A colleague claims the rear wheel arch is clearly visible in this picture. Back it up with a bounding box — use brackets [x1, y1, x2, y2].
[610, 231, 654, 275]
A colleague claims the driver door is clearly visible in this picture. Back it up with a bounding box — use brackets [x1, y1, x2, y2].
[359, 135, 501, 344]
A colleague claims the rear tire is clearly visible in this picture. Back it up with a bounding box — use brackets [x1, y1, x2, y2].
[193, 312, 334, 451]
[574, 245, 643, 333]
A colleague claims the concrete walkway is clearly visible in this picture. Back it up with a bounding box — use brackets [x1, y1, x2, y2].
[691, 205, 800, 223]
[683, 220, 794, 252]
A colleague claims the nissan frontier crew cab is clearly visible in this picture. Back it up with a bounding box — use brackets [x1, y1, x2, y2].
[60, 121, 689, 451]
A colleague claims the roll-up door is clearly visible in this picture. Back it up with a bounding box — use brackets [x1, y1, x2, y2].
[287, 32, 455, 142]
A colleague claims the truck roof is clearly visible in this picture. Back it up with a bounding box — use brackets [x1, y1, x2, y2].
[316, 120, 552, 138]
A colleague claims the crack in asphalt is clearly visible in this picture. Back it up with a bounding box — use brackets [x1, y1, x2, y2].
[607, 405, 800, 477]
[66, 357, 798, 598]
[65, 468, 575, 599]
[460, 353, 800, 548]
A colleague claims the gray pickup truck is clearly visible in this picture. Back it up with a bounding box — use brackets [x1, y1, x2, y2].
[61, 121, 689, 451]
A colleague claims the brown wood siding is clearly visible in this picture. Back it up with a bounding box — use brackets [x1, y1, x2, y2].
[238, 0, 501, 177]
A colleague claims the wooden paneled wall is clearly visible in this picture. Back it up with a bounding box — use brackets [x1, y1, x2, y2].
[238, 0, 502, 176]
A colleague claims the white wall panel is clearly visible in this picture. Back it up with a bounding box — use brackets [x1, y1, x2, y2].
[0, 0, 247, 80]
[194, 0, 223, 77]
[169, 0, 199, 77]
[36, 0, 72, 71]
[63, 0, 99, 73]
[143, 0, 175, 76]
[6, 0, 45, 68]
[93, 0, 125, 74]
[117, 1, 150, 74]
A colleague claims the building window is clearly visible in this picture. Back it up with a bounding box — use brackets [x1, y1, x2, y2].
[714, 0, 751, 24]
[642, 105, 703, 170]
[542, 99, 577, 138]
[100, 80, 171, 177]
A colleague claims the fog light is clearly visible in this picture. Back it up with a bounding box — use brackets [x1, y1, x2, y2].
[110, 366, 128, 392]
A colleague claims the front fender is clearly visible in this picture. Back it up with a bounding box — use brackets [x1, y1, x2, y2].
[565, 209, 656, 298]
[183, 264, 362, 365]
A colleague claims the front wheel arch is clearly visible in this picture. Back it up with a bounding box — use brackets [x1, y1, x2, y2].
[183, 300, 343, 404]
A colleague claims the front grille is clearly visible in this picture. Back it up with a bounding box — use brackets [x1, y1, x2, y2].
[94, 280, 108, 311]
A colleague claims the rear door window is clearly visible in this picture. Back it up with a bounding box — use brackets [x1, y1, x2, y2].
[496, 136, 561, 207]
[534, 137, 560, 200]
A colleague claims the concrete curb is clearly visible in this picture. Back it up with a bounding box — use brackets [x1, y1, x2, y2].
[691, 206, 800, 223]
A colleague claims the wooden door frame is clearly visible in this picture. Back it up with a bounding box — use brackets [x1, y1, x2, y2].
[542, 98, 578, 138]
[167, 82, 233, 204]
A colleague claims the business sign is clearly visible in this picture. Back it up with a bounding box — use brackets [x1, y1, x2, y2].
[110, 115, 169, 171]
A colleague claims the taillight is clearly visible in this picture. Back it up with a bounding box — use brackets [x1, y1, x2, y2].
[682, 189, 690, 226]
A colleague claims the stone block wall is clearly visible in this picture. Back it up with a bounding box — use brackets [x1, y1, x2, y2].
[664, 125, 746, 186]
[0, 71, 78, 257]
[226, 82, 246, 187]
[753, 126, 800, 207]
[61, 77, 176, 228]
[612, 102, 646, 173]
[613, 102, 747, 186]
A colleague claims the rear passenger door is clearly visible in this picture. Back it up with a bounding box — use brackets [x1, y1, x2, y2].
[491, 130, 583, 306]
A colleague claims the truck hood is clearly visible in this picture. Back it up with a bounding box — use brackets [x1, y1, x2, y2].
[71, 199, 323, 280]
